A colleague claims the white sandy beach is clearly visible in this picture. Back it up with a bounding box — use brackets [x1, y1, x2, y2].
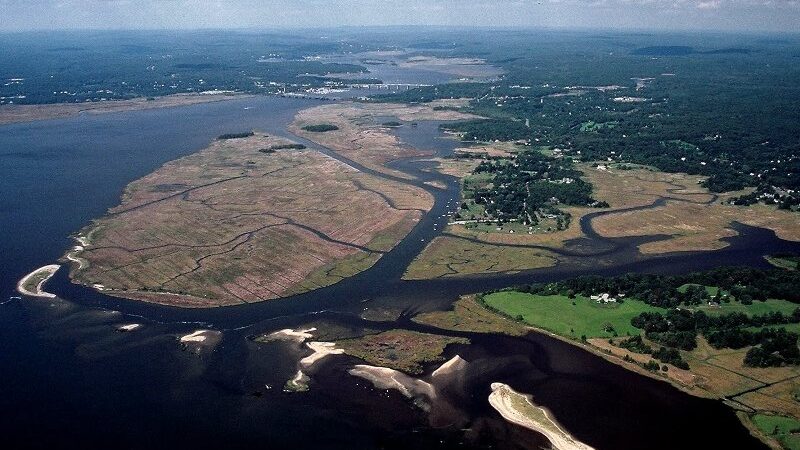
[16, 264, 60, 298]
[431, 355, 467, 379]
[488, 383, 595, 450]
[266, 327, 317, 342]
[348, 364, 436, 400]
[180, 330, 212, 342]
[299, 341, 344, 368]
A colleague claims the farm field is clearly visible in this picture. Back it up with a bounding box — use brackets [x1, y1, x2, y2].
[67, 132, 432, 307]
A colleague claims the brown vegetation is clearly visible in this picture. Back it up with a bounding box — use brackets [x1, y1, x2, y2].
[336, 329, 469, 375]
[290, 101, 476, 179]
[68, 132, 431, 307]
[587, 166, 800, 253]
[403, 236, 556, 279]
[413, 295, 529, 336]
[0, 93, 246, 125]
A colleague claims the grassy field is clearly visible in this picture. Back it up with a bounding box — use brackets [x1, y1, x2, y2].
[410, 284, 800, 450]
[767, 255, 800, 271]
[691, 298, 798, 317]
[677, 283, 723, 296]
[482, 292, 663, 339]
[413, 296, 529, 336]
[402, 236, 556, 280]
[751, 414, 800, 450]
[335, 329, 468, 375]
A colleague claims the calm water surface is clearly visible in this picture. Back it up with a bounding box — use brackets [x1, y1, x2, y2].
[0, 95, 788, 449]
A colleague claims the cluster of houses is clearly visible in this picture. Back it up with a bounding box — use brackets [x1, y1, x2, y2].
[590, 293, 625, 304]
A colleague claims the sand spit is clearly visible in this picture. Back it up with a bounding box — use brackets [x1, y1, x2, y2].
[299, 341, 344, 368]
[284, 370, 310, 392]
[17, 264, 60, 298]
[489, 383, 595, 450]
[0, 93, 249, 125]
[181, 330, 212, 342]
[349, 364, 436, 401]
[179, 329, 222, 353]
[265, 327, 317, 342]
[431, 355, 467, 380]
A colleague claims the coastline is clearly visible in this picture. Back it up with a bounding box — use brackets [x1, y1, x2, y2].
[0, 93, 251, 126]
[488, 382, 595, 450]
[481, 308, 783, 448]
[16, 264, 61, 298]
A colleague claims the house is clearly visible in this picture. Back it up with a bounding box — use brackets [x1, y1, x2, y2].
[591, 293, 618, 304]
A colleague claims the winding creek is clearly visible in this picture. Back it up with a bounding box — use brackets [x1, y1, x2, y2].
[2, 93, 798, 449]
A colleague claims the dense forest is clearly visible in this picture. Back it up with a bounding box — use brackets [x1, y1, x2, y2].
[507, 267, 800, 368]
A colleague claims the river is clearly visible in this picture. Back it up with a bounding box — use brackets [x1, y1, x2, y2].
[1, 93, 793, 449]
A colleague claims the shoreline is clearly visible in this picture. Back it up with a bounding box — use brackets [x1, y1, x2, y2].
[16, 264, 61, 298]
[299, 342, 344, 368]
[488, 382, 595, 450]
[0, 93, 252, 126]
[480, 308, 782, 448]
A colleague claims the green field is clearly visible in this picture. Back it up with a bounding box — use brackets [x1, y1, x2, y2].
[690, 297, 798, 317]
[482, 292, 663, 339]
[751, 414, 800, 450]
[767, 255, 800, 271]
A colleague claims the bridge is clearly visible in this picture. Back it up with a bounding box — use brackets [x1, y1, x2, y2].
[347, 83, 432, 90]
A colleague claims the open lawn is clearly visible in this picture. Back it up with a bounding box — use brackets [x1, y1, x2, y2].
[751, 414, 800, 450]
[690, 298, 798, 317]
[483, 292, 663, 339]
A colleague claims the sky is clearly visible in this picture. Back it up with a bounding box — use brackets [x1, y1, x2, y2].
[0, 0, 798, 33]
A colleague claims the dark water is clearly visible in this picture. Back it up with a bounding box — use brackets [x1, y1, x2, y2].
[1, 96, 793, 449]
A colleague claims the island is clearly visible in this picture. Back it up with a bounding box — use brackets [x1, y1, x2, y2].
[64, 100, 472, 307]
[489, 383, 595, 450]
[17, 264, 60, 298]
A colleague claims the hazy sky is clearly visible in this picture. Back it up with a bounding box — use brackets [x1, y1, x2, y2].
[0, 0, 798, 33]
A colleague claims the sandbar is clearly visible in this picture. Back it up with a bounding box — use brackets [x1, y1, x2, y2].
[17, 264, 60, 298]
[488, 383, 594, 450]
